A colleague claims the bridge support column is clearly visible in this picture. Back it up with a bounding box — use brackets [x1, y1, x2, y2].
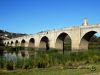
[49, 40, 56, 49]
[71, 40, 80, 52]
[71, 27, 81, 52]
[34, 39, 40, 50]
[11, 43, 15, 47]
[24, 42, 29, 47]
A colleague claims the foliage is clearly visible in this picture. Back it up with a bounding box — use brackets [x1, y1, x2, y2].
[0, 46, 100, 70]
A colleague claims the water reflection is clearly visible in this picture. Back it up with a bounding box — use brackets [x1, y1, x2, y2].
[4, 50, 29, 61]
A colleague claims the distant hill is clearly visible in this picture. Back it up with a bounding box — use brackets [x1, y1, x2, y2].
[0, 29, 27, 45]
[0, 29, 27, 39]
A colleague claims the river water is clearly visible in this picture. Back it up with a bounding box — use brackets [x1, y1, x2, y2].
[3, 50, 29, 61]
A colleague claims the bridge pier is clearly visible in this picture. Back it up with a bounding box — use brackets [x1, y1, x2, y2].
[71, 40, 80, 51]
[71, 27, 81, 51]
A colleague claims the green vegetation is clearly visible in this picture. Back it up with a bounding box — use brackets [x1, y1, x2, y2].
[0, 62, 100, 75]
[0, 35, 100, 75]
[0, 48, 100, 69]
[0, 48, 100, 75]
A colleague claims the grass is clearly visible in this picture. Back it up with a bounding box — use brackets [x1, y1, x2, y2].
[1, 49, 100, 69]
[0, 46, 100, 75]
[0, 63, 100, 75]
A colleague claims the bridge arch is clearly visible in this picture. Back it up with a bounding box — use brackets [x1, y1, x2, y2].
[39, 36, 49, 51]
[28, 38, 35, 48]
[55, 32, 71, 52]
[21, 39, 26, 47]
[7, 42, 9, 46]
[11, 41, 14, 46]
[15, 40, 19, 46]
[79, 31, 98, 50]
[4, 42, 6, 46]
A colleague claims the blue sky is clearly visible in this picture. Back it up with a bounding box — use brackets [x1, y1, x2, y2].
[0, 0, 100, 34]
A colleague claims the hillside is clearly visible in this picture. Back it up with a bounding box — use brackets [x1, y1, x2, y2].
[0, 29, 27, 45]
[0, 29, 27, 39]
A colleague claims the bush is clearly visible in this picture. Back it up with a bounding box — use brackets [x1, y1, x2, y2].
[34, 51, 49, 68]
[1, 46, 100, 70]
[6, 60, 15, 70]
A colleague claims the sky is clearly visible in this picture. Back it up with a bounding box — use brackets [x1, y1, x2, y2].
[0, 0, 100, 34]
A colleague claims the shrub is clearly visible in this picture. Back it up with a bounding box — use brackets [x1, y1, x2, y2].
[3, 60, 16, 70]
[1, 46, 100, 70]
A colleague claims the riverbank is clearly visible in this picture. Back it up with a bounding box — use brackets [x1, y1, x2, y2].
[0, 63, 100, 75]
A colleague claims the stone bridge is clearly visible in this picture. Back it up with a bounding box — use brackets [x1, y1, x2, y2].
[3, 19, 100, 51]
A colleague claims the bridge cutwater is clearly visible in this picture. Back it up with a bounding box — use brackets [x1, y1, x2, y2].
[3, 19, 100, 51]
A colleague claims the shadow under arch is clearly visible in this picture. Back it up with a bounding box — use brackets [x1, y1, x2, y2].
[11, 41, 14, 46]
[79, 31, 97, 50]
[39, 36, 49, 51]
[21, 39, 26, 47]
[4, 42, 6, 46]
[28, 38, 35, 49]
[15, 40, 19, 46]
[7, 42, 9, 46]
[55, 32, 71, 52]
